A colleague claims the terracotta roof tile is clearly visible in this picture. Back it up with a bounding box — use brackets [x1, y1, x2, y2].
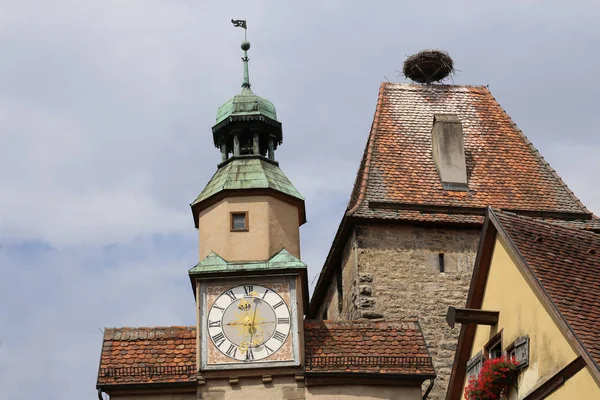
[304, 320, 434, 375]
[348, 83, 596, 227]
[495, 211, 600, 368]
[98, 322, 434, 385]
[97, 326, 196, 386]
[309, 82, 600, 315]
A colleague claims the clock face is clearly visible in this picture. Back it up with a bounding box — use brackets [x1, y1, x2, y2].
[207, 284, 291, 362]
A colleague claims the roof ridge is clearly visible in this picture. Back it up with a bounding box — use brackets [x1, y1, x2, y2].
[384, 82, 488, 91]
[483, 87, 591, 214]
[103, 326, 196, 341]
[105, 326, 195, 330]
[347, 82, 385, 214]
[308, 318, 419, 323]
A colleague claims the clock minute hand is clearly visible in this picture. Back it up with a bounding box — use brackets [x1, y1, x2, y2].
[248, 298, 260, 348]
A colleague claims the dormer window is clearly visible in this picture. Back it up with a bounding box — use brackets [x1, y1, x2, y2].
[231, 212, 248, 231]
[431, 114, 468, 191]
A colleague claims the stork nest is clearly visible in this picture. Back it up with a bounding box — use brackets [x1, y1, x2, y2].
[403, 50, 454, 84]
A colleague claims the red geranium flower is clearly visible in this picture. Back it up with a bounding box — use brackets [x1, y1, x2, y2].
[464, 356, 519, 400]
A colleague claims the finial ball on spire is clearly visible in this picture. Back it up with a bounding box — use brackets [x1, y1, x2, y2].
[241, 40, 251, 51]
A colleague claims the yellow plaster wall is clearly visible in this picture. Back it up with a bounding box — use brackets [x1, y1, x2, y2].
[306, 385, 422, 399]
[110, 394, 195, 400]
[467, 237, 579, 397]
[198, 376, 421, 400]
[108, 382, 422, 400]
[198, 196, 300, 262]
[268, 197, 301, 259]
[546, 366, 600, 400]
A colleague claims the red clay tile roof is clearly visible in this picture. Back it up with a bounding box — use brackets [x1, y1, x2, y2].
[348, 83, 595, 226]
[97, 326, 196, 386]
[309, 82, 599, 317]
[304, 320, 434, 376]
[98, 322, 434, 386]
[495, 211, 600, 368]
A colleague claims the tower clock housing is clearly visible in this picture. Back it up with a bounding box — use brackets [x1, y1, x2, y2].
[189, 39, 308, 375]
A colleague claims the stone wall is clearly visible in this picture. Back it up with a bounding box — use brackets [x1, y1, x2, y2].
[320, 222, 480, 400]
[317, 233, 361, 321]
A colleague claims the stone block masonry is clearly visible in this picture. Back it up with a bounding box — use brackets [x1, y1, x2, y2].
[329, 223, 480, 400]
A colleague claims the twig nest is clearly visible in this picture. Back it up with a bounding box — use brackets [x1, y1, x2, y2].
[403, 50, 454, 84]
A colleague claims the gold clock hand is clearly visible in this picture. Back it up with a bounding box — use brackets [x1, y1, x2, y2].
[248, 298, 261, 348]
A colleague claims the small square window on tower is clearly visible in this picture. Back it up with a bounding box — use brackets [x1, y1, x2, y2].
[230, 212, 248, 231]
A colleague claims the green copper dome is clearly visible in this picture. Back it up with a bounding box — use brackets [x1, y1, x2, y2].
[215, 87, 278, 125]
[191, 36, 305, 230]
[214, 40, 279, 126]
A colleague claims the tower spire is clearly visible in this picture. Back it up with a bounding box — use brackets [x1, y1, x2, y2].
[241, 40, 251, 89]
[231, 19, 250, 89]
[212, 20, 282, 164]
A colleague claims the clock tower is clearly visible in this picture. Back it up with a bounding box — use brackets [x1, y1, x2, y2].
[189, 38, 308, 374]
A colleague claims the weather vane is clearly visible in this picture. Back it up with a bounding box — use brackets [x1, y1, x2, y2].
[231, 19, 247, 40]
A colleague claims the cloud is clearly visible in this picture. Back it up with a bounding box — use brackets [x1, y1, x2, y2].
[1, 1, 600, 399]
[0, 237, 196, 400]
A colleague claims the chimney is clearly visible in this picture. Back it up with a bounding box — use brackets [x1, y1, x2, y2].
[431, 114, 468, 191]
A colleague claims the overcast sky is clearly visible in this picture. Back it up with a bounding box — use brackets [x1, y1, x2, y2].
[1, 1, 599, 398]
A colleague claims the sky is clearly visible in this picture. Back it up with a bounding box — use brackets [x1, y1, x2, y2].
[1, 1, 599, 398]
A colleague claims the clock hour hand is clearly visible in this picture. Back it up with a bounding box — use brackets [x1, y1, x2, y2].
[248, 297, 260, 349]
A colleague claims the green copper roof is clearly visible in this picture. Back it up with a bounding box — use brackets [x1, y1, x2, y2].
[191, 157, 304, 206]
[214, 40, 278, 126]
[215, 87, 278, 125]
[189, 248, 306, 275]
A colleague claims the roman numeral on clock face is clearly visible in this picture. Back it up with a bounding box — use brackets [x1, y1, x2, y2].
[225, 290, 236, 302]
[263, 344, 274, 355]
[211, 332, 226, 348]
[226, 344, 237, 358]
[206, 283, 294, 363]
[273, 331, 286, 342]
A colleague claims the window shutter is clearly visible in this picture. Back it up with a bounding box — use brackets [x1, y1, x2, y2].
[514, 335, 529, 368]
[466, 351, 483, 380]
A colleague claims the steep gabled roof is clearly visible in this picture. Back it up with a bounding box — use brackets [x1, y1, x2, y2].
[494, 211, 600, 368]
[447, 209, 600, 400]
[348, 83, 593, 223]
[309, 82, 599, 317]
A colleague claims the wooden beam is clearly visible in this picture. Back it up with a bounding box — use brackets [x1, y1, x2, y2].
[446, 306, 499, 328]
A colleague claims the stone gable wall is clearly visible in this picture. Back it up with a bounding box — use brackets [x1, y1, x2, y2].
[319, 223, 480, 400]
[317, 231, 361, 321]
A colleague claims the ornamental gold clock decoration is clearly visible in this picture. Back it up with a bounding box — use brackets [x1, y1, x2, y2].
[201, 279, 299, 370]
